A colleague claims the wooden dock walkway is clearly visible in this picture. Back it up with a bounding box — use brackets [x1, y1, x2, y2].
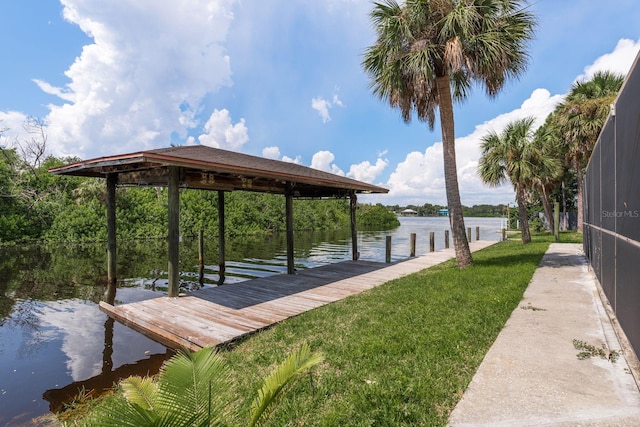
[100, 240, 496, 351]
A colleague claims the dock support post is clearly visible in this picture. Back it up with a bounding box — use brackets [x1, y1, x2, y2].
[286, 183, 295, 274]
[385, 236, 392, 263]
[217, 191, 226, 285]
[502, 228, 506, 241]
[410, 233, 416, 257]
[445, 230, 449, 249]
[350, 191, 358, 260]
[198, 229, 204, 286]
[106, 173, 117, 304]
[429, 231, 435, 252]
[168, 166, 181, 297]
[467, 227, 472, 242]
[476, 226, 480, 241]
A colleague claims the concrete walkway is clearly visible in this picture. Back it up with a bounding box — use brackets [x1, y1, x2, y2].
[448, 243, 640, 426]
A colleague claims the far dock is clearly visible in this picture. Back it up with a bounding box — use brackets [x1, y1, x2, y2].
[100, 240, 495, 351]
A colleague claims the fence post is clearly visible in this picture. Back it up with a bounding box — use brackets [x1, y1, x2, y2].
[445, 230, 449, 249]
[385, 236, 392, 263]
[410, 233, 416, 257]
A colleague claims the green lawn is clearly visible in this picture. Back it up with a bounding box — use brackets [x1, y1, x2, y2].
[60, 232, 581, 426]
[220, 235, 575, 426]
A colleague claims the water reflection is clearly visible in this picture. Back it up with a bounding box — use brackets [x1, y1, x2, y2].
[0, 217, 503, 424]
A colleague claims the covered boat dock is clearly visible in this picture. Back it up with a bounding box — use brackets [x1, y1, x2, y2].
[50, 145, 389, 297]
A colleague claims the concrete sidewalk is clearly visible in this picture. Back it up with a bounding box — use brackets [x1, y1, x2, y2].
[448, 243, 640, 426]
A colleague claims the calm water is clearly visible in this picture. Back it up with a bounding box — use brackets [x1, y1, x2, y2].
[0, 217, 502, 425]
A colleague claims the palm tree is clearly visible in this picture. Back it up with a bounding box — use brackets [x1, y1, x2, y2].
[80, 344, 323, 427]
[531, 123, 563, 231]
[362, 0, 536, 267]
[479, 117, 549, 244]
[551, 71, 624, 231]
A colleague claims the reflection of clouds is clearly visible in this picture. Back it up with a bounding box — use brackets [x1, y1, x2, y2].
[35, 300, 104, 381]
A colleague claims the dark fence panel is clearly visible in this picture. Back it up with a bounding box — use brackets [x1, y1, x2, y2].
[584, 52, 640, 360]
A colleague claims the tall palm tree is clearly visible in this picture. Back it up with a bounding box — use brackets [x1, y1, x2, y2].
[531, 123, 563, 231]
[551, 70, 624, 231]
[362, 0, 536, 268]
[479, 117, 546, 244]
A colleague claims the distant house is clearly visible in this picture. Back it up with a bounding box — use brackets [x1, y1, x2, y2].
[400, 208, 418, 216]
[438, 208, 449, 216]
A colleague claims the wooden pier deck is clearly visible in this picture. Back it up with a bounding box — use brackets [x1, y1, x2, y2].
[100, 240, 496, 351]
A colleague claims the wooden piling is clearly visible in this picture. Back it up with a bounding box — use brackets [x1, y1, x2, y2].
[385, 236, 392, 263]
[350, 191, 358, 260]
[198, 229, 204, 286]
[467, 227, 472, 242]
[502, 228, 506, 241]
[410, 233, 416, 257]
[286, 184, 295, 274]
[106, 173, 117, 303]
[429, 231, 435, 252]
[217, 191, 226, 285]
[445, 230, 449, 249]
[476, 226, 480, 241]
[167, 167, 181, 297]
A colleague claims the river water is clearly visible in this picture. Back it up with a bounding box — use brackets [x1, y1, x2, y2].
[0, 216, 503, 425]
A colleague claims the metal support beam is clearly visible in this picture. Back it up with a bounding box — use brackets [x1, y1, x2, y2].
[168, 167, 181, 297]
[217, 190, 226, 285]
[350, 191, 358, 260]
[106, 173, 117, 304]
[285, 183, 295, 274]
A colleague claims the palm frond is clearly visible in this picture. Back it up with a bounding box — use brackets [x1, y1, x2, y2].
[248, 343, 324, 427]
[121, 376, 158, 412]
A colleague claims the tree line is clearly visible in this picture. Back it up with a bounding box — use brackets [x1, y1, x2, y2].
[0, 127, 399, 245]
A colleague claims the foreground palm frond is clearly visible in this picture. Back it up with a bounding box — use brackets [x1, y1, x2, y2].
[249, 343, 325, 427]
[79, 345, 322, 427]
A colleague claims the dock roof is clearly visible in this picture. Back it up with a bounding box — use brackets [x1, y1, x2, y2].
[50, 145, 388, 198]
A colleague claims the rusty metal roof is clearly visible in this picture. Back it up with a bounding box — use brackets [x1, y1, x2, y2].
[50, 145, 388, 198]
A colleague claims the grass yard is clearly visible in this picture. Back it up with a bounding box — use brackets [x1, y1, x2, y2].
[220, 234, 577, 426]
[58, 232, 582, 426]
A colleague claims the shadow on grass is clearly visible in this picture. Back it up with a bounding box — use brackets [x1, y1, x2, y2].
[473, 252, 546, 269]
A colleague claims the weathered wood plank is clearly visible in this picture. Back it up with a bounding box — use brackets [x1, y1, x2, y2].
[103, 242, 498, 350]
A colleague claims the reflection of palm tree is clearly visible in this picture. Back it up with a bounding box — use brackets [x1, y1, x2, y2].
[362, 0, 536, 268]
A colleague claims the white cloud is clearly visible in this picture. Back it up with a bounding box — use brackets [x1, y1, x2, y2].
[383, 88, 564, 206]
[311, 89, 345, 123]
[578, 38, 640, 81]
[262, 146, 280, 159]
[39, 0, 236, 158]
[198, 109, 249, 151]
[311, 97, 332, 123]
[0, 111, 30, 145]
[311, 150, 344, 175]
[347, 157, 388, 183]
[282, 155, 302, 164]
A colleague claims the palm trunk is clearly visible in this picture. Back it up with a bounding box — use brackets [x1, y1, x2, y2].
[561, 180, 568, 230]
[436, 76, 472, 268]
[540, 184, 554, 232]
[516, 185, 531, 244]
[576, 160, 584, 233]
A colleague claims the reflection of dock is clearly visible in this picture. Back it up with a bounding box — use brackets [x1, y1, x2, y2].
[100, 241, 495, 351]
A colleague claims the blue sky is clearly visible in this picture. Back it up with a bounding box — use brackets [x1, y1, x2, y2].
[1, 0, 639, 206]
